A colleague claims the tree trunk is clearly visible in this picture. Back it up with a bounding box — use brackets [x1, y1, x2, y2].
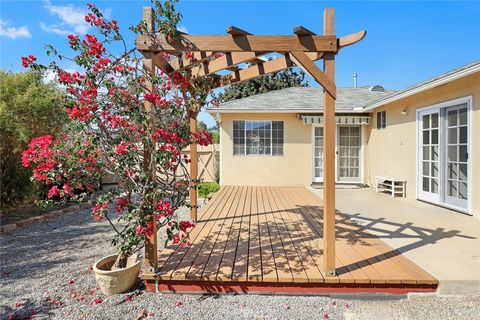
[111, 253, 129, 270]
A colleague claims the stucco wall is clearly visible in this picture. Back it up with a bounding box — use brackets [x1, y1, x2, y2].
[219, 113, 312, 186]
[366, 72, 480, 217]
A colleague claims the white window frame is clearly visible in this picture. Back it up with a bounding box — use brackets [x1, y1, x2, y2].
[376, 110, 387, 130]
[232, 120, 284, 157]
[415, 95, 473, 214]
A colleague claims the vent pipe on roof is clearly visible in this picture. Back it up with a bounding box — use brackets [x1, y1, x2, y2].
[353, 73, 358, 88]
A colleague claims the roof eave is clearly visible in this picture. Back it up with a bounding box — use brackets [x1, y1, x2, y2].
[364, 62, 480, 111]
[205, 108, 369, 114]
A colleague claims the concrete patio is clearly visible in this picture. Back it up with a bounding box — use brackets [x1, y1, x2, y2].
[308, 187, 480, 295]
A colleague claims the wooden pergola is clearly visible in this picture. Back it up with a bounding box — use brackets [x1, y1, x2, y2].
[137, 7, 366, 278]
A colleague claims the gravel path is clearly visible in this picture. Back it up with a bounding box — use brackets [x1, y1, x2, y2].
[1, 205, 479, 320]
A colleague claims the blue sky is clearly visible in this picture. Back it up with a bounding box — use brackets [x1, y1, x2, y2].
[1, 0, 479, 127]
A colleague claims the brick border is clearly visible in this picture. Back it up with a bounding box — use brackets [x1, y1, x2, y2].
[0, 202, 91, 235]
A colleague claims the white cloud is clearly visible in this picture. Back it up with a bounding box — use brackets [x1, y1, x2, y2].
[39, 22, 70, 36]
[0, 19, 31, 39]
[41, 0, 90, 35]
[177, 26, 189, 34]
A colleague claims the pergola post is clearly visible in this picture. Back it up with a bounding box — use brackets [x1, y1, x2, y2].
[143, 6, 158, 273]
[189, 105, 198, 222]
[322, 8, 336, 276]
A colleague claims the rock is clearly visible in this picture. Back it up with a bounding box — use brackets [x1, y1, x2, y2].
[0, 223, 17, 234]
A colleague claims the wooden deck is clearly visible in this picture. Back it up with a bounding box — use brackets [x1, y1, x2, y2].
[142, 186, 438, 294]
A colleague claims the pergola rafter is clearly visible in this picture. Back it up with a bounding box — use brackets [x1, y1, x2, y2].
[137, 6, 366, 278]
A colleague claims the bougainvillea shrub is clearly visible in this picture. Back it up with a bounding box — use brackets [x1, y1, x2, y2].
[21, 1, 214, 268]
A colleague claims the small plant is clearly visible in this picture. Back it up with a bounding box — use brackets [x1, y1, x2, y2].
[197, 182, 220, 198]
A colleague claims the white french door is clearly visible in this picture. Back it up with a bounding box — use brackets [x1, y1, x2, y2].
[417, 97, 470, 212]
[337, 126, 361, 182]
[313, 126, 324, 182]
[312, 125, 362, 183]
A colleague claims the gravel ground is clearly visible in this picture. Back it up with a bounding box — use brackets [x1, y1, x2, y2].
[1, 205, 479, 320]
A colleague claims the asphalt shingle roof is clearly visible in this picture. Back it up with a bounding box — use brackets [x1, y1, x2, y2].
[207, 86, 395, 113]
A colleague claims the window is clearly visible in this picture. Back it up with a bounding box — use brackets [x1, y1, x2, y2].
[376, 110, 386, 129]
[233, 120, 284, 156]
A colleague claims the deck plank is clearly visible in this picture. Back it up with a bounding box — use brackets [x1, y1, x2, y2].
[232, 186, 252, 281]
[256, 186, 279, 282]
[246, 186, 263, 281]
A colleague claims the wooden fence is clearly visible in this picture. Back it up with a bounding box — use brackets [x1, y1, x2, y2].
[101, 144, 219, 185]
[180, 144, 219, 183]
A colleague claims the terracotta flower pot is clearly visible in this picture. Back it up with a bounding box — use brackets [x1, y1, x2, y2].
[93, 254, 141, 296]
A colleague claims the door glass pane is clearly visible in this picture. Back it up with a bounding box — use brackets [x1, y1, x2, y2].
[423, 161, 429, 175]
[431, 113, 438, 128]
[459, 127, 467, 144]
[431, 162, 438, 178]
[423, 146, 429, 160]
[423, 177, 429, 192]
[459, 145, 468, 163]
[458, 182, 467, 200]
[448, 146, 457, 161]
[431, 178, 439, 193]
[423, 115, 430, 129]
[459, 164, 467, 180]
[448, 128, 457, 143]
[459, 107, 467, 125]
[423, 131, 430, 144]
[431, 146, 438, 161]
[431, 129, 438, 144]
[447, 180, 458, 197]
[448, 110, 457, 126]
[448, 163, 458, 179]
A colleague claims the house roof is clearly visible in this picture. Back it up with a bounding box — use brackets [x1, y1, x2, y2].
[363, 60, 480, 110]
[206, 60, 480, 114]
[206, 86, 395, 114]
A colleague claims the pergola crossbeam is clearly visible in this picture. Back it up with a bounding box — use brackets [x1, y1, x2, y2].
[136, 34, 338, 52]
[293, 25, 316, 35]
[227, 25, 252, 35]
[215, 51, 323, 88]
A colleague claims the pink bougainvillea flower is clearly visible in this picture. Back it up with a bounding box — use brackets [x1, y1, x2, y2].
[283, 304, 290, 310]
[114, 141, 128, 155]
[46, 297, 64, 307]
[47, 185, 60, 199]
[239, 303, 246, 309]
[331, 301, 337, 308]
[323, 313, 329, 320]
[90, 297, 103, 305]
[175, 300, 183, 307]
[14, 302, 22, 308]
[68, 279, 75, 284]
[345, 303, 350, 309]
